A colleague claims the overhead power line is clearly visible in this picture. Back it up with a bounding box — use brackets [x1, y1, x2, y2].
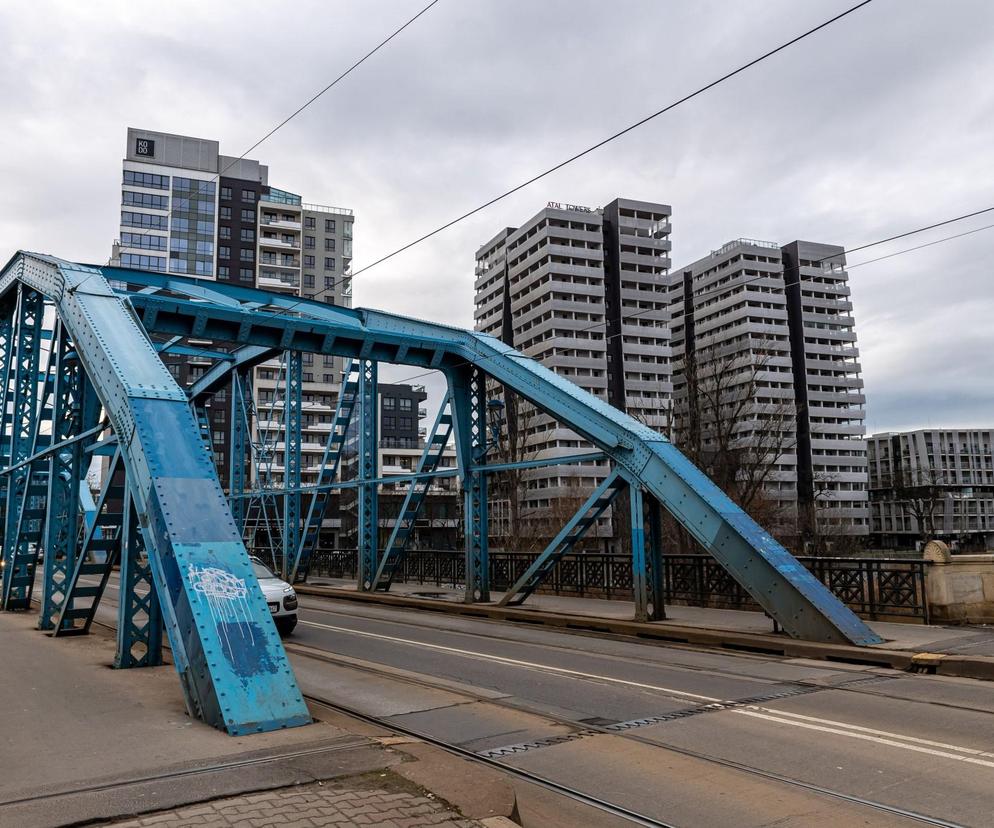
[344, 0, 876, 281]
[218, 0, 441, 180]
[385, 203, 994, 387]
[185, 0, 876, 336]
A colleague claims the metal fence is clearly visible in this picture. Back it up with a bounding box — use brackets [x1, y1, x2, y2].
[308, 549, 930, 622]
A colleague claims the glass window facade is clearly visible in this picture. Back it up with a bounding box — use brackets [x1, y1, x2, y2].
[121, 232, 166, 251]
[122, 211, 167, 230]
[168, 177, 216, 277]
[120, 253, 166, 271]
[123, 170, 168, 190]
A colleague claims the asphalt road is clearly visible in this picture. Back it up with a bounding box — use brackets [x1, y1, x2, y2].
[86, 579, 994, 827]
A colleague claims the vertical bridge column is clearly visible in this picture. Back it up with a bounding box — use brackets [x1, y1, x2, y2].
[449, 366, 489, 603]
[283, 350, 302, 578]
[39, 326, 100, 629]
[357, 359, 378, 590]
[2, 286, 44, 608]
[628, 481, 666, 622]
[228, 369, 250, 535]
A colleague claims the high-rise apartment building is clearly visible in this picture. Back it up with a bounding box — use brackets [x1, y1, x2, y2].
[669, 239, 869, 544]
[868, 429, 994, 551]
[113, 128, 355, 546]
[474, 198, 671, 539]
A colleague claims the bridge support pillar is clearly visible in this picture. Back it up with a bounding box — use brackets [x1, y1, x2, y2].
[629, 483, 666, 623]
[283, 350, 302, 578]
[357, 359, 378, 590]
[115, 488, 163, 668]
[449, 366, 490, 603]
[2, 286, 45, 609]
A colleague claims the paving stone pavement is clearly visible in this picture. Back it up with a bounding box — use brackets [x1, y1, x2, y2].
[103, 772, 484, 828]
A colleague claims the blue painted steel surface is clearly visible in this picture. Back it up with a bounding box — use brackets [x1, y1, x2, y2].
[0, 253, 310, 734]
[2, 286, 45, 609]
[228, 370, 250, 533]
[293, 360, 359, 582]
[116, 487, 163, 668]
[373, 395, 454, 591]
[500, 471, 626, 607]
[448, 367, 489, 602]
[112, 265, 880, 645]
[357, 360, 378, 590]
[281, 350, 303, 577]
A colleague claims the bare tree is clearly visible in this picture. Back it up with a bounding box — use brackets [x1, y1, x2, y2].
[671, 337, 797, 541]
[882, 463, 946, 545]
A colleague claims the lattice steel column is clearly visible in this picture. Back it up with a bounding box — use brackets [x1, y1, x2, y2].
[228, 370, 250, 533]
[2, 286, 44, 607]
[283, 351, 302, 578]
[39, 327, 98, 629]
[115, 487, 163, 668]
[449, 366, 490, 603]
[357, 359, 378, 590]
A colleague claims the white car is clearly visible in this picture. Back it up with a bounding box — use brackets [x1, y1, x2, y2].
[250, 557, 298, 636]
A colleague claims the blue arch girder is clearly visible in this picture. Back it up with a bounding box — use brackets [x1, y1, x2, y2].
[101, 261, 880, 647]
[0, 253, 311, 735]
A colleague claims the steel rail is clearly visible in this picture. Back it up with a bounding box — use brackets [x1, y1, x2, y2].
[35, 588, 971, 828]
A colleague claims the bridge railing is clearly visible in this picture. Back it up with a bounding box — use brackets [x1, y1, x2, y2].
[308, 549, 930, 623]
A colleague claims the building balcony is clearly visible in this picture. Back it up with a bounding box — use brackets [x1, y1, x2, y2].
[259, 235, 300, 250]
[260, 217, 302, 231]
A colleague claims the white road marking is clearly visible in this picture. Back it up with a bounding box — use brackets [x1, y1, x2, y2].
[300, 619, 994, 769]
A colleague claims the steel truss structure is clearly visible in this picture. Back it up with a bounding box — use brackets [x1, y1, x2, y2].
[0, 252, 881, 735]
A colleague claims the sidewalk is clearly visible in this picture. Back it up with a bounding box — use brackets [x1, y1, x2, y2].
[0, 611, 514, 828]
[301, 578, 994, 677]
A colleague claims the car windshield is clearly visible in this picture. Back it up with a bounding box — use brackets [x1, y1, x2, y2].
[251, 561, 277, 580]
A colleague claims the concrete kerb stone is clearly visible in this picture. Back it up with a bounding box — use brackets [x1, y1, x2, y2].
[295, 585, 994, 682]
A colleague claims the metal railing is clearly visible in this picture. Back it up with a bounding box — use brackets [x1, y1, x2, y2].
[307, 550, 929, 621]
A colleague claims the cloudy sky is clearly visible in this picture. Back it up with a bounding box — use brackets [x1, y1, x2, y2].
[0, 0, 991, 433]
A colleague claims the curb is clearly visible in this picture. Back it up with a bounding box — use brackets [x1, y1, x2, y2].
[295, 585, 994, 681]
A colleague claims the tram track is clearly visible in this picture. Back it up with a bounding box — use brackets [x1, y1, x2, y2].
[32, 589, 982, 827]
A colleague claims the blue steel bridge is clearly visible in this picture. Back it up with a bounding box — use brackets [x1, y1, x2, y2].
[0, 251, 881, 736]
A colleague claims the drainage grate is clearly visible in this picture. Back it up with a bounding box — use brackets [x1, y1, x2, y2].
[477, 684, 825, 757]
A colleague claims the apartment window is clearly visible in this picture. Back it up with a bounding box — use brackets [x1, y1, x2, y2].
[304, 216, 315, 229]
[399, 398, 412, 412]
[220, 206, 231, 220]
[325, 219, 336, 232]
[383, 397, 396, 410]
[303, 255, 315, 267]
[219, 246, 230, 259]
[343, 221, 353, 239]
[196, 240, 213, 255]
[324, 257, 336, 270]
[304, 274, 315, 288]
[218, 265, 230, 278]
[304, 236, 315, 249]
[120, 232, 166, 251]
[241, 209, 255, 222]
[240, 228, 255, 242]
[324, 238, 336, 251]
[219, 226, 231, 240]
[400, 417, 412, 430]
[220, 186, 232, 200]
[239, 267, 254, 281]
[123, 170, 168, 190]
[323, 373, 334, 384]
[241, 189, 256, 202]
[120, 253, 166, 271]
[303, 372, 313, 383]
[324, 276, 335, 289]
[122, 190, 168, 210]
[240, 249, 254, 262]
[121, 211, 167, 230]
[194, 260, 213, 276]
[170, 238, 189, 252]
[196, 220, 214, 234]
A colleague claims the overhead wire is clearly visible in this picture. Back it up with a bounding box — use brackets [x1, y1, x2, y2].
[383, 204, 994, 387]
[261, 0, 876, 318]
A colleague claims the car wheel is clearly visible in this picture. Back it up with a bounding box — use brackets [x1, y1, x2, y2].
[276, 617, 297, 637]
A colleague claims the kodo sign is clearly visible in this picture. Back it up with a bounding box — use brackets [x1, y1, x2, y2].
[135, 137, 155, 157]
